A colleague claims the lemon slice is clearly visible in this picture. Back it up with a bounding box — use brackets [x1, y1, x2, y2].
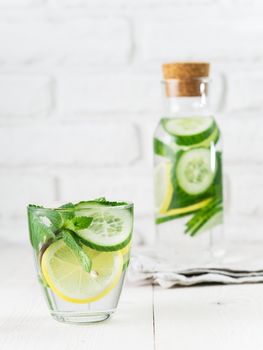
[41, 240, 123, 304]
[154, 161, 173, 214]
[119, 241, 131, 257]
[119, 242, 131, 272]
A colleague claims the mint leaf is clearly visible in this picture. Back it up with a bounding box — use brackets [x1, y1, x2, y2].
[93, 197, 107, 202]
[96, 199, 128, 206]
[28, 204, 43, 209]
[28, 204, 63, 230]
[60, 203, 75, 209]
[41, 210, 63, 230]
[61, 230, 92, 272]
[64, 216, 93, 231]
[28, 210, 55, 250]
[72, 216, 93, 230]
[59, 202, 75, 220]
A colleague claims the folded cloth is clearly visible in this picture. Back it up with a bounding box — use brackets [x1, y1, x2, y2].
[128, 241, 263, 288]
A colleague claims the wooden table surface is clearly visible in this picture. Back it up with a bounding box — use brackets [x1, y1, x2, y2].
[1, 244, 263, 350]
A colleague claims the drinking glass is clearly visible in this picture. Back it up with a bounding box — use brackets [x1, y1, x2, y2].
[27, 201, 133, 324]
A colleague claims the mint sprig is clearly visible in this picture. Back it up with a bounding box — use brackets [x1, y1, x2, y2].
[184, 199, 223, 236]
[29, 198, 125, 271]
[61, 230, 92, 272]
[28, 209, 55, 250]
[28, 204, 93, 272]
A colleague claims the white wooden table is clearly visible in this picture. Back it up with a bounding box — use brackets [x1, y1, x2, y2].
[1, 244, 263, 350]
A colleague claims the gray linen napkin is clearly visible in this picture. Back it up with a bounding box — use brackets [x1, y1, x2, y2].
[128, 241, 263, 288]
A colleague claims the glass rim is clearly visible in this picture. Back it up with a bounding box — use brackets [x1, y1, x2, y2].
[27, 201, 134, 213]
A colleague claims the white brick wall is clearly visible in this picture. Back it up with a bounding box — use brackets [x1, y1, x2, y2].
[59, 169, 153, 215]
[0, 122, 139, 166]
[0, 170, 55, 243]
[0, 75, 53, 118]
[0, 0, 263, 244]
[229, 165, 263, 217]
[139, 18, 263, 62]
[226, 71, 263, 113]
[0, 19, 131, 65]
[58, 74, 160, 113]
[221, 116, 263, 163]
[0, 0, 43, 7]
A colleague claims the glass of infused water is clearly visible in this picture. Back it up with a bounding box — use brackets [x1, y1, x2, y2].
[27, 198, 133, 324]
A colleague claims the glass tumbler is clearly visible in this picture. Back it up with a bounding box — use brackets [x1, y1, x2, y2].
[27, 201, 133, 324]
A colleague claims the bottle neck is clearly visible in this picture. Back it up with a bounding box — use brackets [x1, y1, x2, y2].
[162, 78, 211, 117]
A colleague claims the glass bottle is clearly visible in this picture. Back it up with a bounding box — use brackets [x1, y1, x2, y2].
[153, 62, 224, 265]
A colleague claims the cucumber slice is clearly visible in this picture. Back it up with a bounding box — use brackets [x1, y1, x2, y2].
[154, 138, 175, 159]
[162, 116, 215, 146]
[74, 206, 133, 252]
[176, 148, 216, 195]
[75, 199, 128, 208]
[193, 127, 220, 148]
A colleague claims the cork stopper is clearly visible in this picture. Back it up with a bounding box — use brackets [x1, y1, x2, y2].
[162, 62, 210, 97]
